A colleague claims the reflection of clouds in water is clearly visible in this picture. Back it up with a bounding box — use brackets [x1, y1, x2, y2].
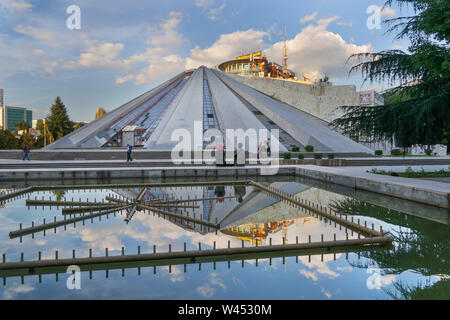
[209, 272, 227, 290]
[2, 284, 35, 300]
[196, 272, 227, 298]
[158, 265, 186, 283]
[298, 254, 341, 282]
[197, 285, 215, 298]
[74, 212, 193, 254]
[232, 276, 246, 288]
[377, 274, 397, 287]
[321, 288, 332, 299]
[336, 266, 352, 272]
[169, 266, 186, 283]
[70, 209, 247, 256]
[299, 269, 319, 282]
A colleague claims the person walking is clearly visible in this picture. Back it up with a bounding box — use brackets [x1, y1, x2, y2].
[126, 144, 133, 162]
[22, 144, 30, 161]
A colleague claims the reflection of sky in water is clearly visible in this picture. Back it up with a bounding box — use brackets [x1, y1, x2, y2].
[0, 183, 447, 300]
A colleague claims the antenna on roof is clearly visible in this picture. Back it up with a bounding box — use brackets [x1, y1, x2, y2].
[282, 26, 288, 75]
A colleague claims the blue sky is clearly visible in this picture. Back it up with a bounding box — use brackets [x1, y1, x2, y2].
[0, 0, 413, 122]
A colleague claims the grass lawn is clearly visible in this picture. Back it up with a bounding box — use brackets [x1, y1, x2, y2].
[381, 155, 439, 158]
[368, 167, 450, 178]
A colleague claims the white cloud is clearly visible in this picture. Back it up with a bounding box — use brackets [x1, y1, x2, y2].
[41, 59, 62, 75]
[32, 49, 45, 56]
[116, 54, 184, 84]
[300, 12, 318, 24]
[115, 12, 186, 84]
[381, 7, 397, 18]
[146, 11, 185, 51]
[37, 9, 371, 86]
[42, 37, 128, 74]
[185, 29, 268, 69]
[195, 0, 214, 8]
[207, 2, 226, 21]
[265, 17, 372, 80]
[337, 20, 353, 27]
[195, 0, 226, 21]
[76, 38, 126, 69]
[15, 25, 59, 46]
[0, 0, 33, 11]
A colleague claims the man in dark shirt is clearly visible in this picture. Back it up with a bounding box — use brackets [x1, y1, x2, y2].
[127, 144, 133, 162]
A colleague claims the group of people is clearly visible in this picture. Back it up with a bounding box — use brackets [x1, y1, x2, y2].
[215, 143, 245, 167]
[215, 140, 271, 167]
[257, 139, 271, 159]
[20, 141, 271, 164]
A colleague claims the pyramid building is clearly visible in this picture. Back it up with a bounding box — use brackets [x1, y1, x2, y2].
[46, 66, 372, 154]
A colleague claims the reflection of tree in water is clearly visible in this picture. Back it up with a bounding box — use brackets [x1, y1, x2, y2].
[330, 199, 450, 300]
[52, 190, 66, 201]
[386, 278, 449, 300]
[233, 185, 246, 203]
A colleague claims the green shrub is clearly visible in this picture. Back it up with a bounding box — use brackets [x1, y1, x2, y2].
[391, 149, 401, 156]
[283, 152, 291, 160]
[298, 153, 305, 160]
[327, 153, 335, 159]
[314, 153, 323, 159]
[375, 150, 383, 156]
[425, 148, 432, 156]
[292, 146, 300, 152]
[305, 145, 314, 152]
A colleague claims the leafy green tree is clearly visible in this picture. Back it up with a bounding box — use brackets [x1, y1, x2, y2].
[15, 121, 30, 133]
[47, 97, 74, 140]
[0, 130, 18, 149]
[19, 132, 35, 148]
[73, 122, 86, 130]
[52, 190, 66, 201]
[35, 118, 54, 147]
[35, 119, 45, 132]
[330, 198, 450, 299]
[331, 0, 450, 149]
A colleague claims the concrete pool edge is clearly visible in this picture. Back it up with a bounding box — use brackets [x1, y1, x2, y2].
[295, 166, 450, 209]
[0, 164, 449, 209]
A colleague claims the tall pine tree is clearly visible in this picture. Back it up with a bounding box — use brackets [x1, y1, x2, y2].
[331, 0, 449, 149]
[47, 97, 74, 140]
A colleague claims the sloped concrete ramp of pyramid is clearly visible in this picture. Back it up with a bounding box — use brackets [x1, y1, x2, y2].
[212, 70, 373, 153]
[46, 66, 372, 154]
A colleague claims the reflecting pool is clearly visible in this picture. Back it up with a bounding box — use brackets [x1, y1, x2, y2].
[0, 178, 448, 300]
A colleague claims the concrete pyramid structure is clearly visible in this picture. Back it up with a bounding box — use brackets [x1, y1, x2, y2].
[47, 66, 373, 154]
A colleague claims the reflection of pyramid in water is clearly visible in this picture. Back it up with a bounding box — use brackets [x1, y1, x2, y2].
[46, 66, 373, 153]
[220, 182, 312, 228]
[0, 182, 393, 283]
